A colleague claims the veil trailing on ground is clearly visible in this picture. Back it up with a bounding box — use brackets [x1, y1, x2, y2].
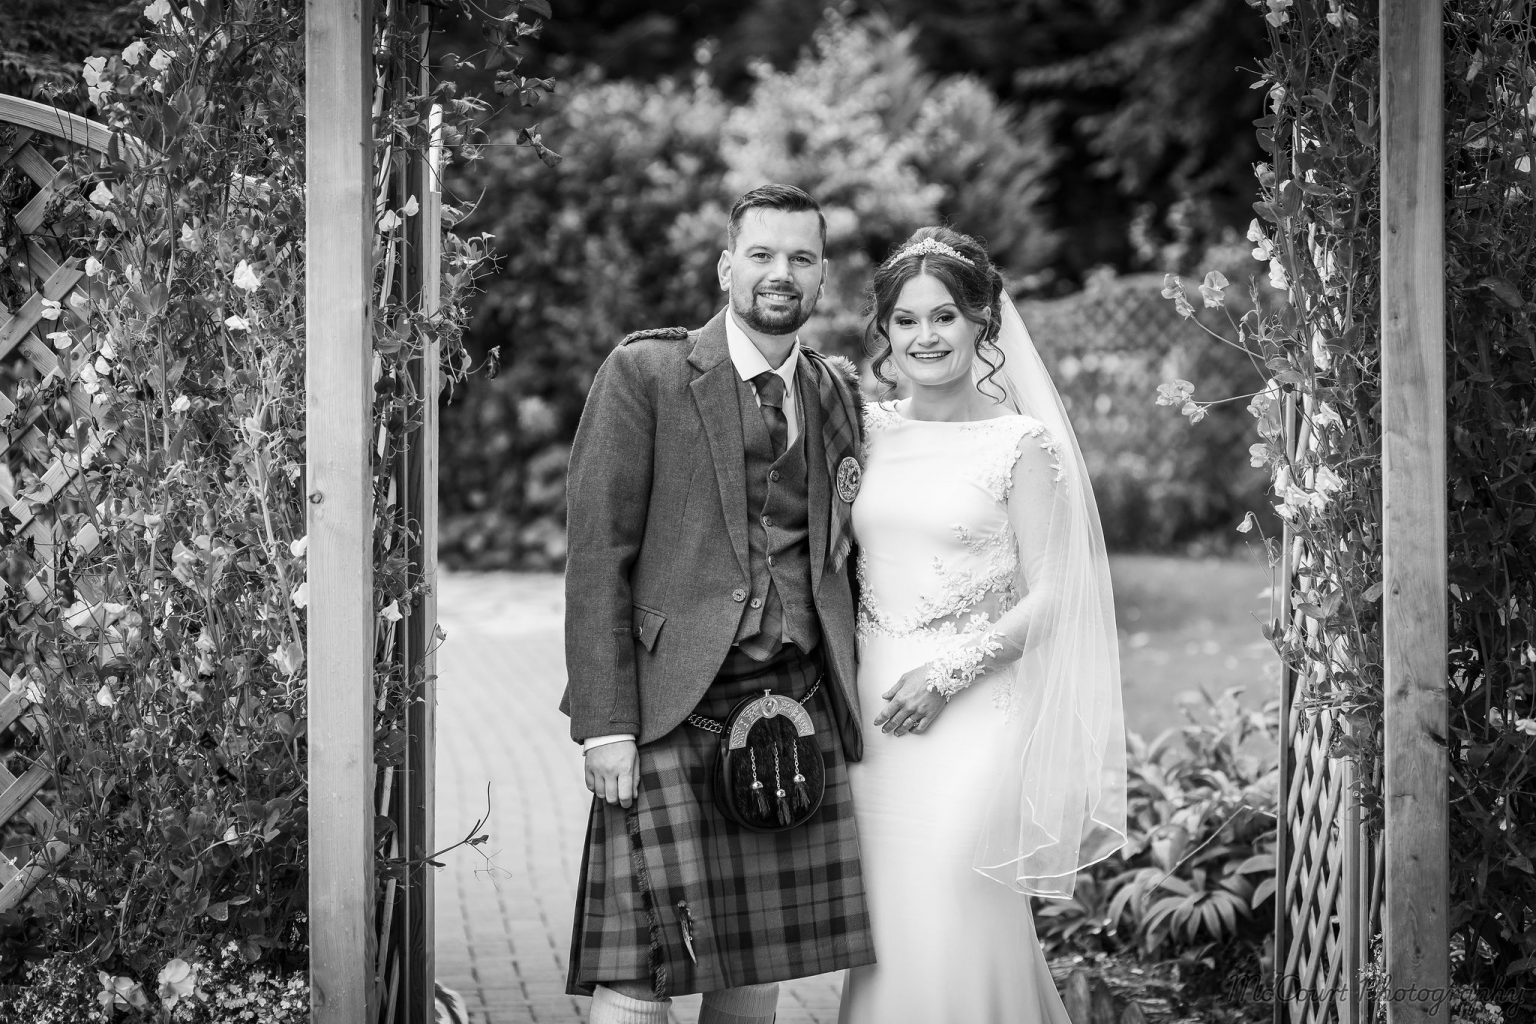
[972, 292, 1128, 898]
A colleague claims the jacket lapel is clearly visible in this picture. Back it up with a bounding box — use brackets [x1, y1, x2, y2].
[798, 356, 829, 586]
[688, 310, 750, 579]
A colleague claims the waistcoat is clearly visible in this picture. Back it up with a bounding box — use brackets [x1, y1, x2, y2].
[731, 373, 819, 658]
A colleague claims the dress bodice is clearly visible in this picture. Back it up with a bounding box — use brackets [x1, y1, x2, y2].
[852, 401, 1062, 647]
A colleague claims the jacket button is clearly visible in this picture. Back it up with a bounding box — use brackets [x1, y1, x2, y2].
[750, 597, 763, 609]
[761, 514, 772, 528]
[731, 588, 747, 602]
[769, 470, 781, 482]
[632, 626, 643, 638]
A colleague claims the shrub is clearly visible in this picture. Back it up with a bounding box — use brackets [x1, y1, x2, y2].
[1038, 689, 1279, 976]
[441, 14, 1070, 567]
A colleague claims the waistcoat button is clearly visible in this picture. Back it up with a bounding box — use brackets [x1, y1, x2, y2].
[750, 597, 763, 608]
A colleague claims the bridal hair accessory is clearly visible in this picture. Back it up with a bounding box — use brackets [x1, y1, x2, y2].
[889, 236, 975, 266]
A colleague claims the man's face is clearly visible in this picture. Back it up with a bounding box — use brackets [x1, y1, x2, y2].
[717, 209, 826, 337]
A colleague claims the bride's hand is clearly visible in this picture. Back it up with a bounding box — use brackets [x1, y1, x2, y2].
[873, 665, 948, 736]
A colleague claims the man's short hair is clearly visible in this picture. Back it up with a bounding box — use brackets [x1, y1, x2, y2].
[726, 184, 827, 252]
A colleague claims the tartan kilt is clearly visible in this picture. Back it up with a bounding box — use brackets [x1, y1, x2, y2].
[567, 644, 875, 997]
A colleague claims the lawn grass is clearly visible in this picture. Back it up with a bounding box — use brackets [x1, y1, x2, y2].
[1109, 552, 1279, 742]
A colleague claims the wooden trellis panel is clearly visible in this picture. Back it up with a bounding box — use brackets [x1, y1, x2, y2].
[1274, 391, 1383, 1024]
[0, 96, 122, 915]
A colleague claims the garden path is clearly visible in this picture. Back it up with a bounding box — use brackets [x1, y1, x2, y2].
[431, 571, 843, 1024]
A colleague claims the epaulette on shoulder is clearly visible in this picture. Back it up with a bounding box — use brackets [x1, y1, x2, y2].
[621, 326, 690, 345]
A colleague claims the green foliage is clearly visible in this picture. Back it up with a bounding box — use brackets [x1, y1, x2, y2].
[440, 14, 1063, 566]
[1441, 0, 1536, 993]
[1038, 689, 1278, 972]
[1161, 0, 1536, 1004]
[1, 0, 541, 986]
[0, 0, 139, 107]
[1027, 268, 1271, 551]
[0, 943, 307, 1022]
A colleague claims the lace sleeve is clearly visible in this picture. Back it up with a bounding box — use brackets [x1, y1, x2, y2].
[925, 421, 1069, 699]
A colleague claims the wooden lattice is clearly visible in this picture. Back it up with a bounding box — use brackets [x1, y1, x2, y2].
[0, 96, 122, 915]
[1275, 393, 1383, 1024]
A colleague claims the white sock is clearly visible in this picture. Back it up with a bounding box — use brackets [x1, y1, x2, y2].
[588, 983, 671, 1024]
[698, 983, 778, 1024]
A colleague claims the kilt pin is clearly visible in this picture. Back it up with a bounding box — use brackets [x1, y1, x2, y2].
[561, 310, 874, 999]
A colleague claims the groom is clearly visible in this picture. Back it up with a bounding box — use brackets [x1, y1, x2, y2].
[561, 183, 872, 1024]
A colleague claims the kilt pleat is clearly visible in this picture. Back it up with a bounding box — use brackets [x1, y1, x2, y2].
[567, 646, 875, 997]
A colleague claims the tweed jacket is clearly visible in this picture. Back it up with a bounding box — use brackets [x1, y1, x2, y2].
[560, 308, 864, 760]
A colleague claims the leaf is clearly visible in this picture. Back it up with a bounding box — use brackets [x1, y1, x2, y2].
[1480, 277, 1527, 310]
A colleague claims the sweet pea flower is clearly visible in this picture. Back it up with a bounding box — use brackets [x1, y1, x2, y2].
[1199, 270, 1229, 308]
[378, 209, 403, 232]
[122, 40, 148, 65]
[1250, 442, 1271, 468]
[224, 314, 250, 331]
[85, 255, 104, 276]
[1514, 717, 1536, 737]
[1155, 379, 1195, 407]
[89, 181, 114, 208]
[1247, 219, 1275, 262]
[402, 195, 420, 216]
[97, 973, 148, 1011]
[232, 259, 262, 292]
[180, 221, 202, 252]
[171, 394, 192, 413]
[47, 331, 72, 350]
[144, 0, 173, 23]
[1268, 258, 1289, 291]
[381, 599, 403, 623]
[156, 958, 199, 1012]
[149, 48, 173, 72]
[39, 298, 62, 320]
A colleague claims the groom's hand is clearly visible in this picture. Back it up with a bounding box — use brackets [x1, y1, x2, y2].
[585, 739, 641, 807]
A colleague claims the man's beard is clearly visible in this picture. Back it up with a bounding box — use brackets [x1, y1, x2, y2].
[735, 289, 814, 335]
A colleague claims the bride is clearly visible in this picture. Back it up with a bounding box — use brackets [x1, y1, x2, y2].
[839, 227, 1128, 1023]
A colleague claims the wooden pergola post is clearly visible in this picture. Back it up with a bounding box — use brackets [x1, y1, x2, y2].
[306, 0, 377, 1020]
[1380, 1, 1449, 1018]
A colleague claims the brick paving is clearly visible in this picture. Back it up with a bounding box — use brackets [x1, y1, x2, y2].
[432, 571, 843, 1024]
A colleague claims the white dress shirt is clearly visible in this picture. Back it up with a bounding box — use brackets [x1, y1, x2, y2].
[583, 315, 804, 754]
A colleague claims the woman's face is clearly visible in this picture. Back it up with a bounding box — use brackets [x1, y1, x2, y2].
[886, 273, 987, 391]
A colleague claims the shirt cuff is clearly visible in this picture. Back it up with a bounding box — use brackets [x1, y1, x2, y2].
[582, 733, 636, 753]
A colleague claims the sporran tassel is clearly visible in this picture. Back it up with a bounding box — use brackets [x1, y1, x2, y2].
[750, 747, 769, 818]
[791, 740, 811, 812]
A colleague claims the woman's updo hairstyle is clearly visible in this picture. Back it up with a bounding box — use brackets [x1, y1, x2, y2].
[864, 226, 1008, 400]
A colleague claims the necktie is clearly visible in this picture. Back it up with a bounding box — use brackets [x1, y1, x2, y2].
[751, 371, 789, 458]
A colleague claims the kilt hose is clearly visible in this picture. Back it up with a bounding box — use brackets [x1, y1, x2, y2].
[567, 644, 875, 998]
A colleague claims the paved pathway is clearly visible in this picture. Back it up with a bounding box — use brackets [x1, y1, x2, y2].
[432, 572, 843, 1024]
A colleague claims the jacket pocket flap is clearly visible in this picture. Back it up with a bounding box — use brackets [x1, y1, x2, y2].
[631, 604, 666, 651]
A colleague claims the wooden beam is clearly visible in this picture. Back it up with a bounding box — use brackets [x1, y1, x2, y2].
[306, 1, 377, 1021]
[1380, 3, 1449, 1021]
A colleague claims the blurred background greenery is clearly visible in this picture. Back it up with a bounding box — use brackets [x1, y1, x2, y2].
[427, 0, 1276, 569]
[0, 0, 1277, 570]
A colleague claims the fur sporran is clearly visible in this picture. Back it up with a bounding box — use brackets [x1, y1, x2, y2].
[698, 687, 826, 832]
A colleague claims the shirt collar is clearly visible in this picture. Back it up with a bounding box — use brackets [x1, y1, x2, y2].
[726, 309, 800, 388]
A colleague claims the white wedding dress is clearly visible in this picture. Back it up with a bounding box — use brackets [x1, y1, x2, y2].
[839, 400, 1072, 1024]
